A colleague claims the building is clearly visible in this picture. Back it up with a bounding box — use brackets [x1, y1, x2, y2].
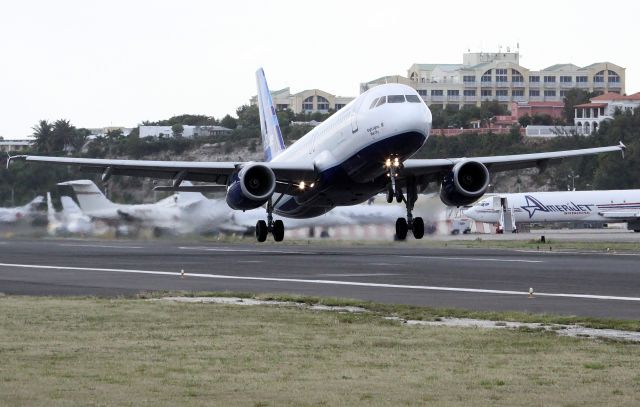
[361, 51, 625, 111]
[0, 139, 33, 152]
[574, 92, 640, 134]
[510, 101, 564, 120]
[139, 125, 232, 138]
[250, 87, 354, 114]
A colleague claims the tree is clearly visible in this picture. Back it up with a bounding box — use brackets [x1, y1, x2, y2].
[171, 123, 184, 137]
[236, 105, 260, 128]
[32, 120, 53, 153]
[219, 114, 237, 129]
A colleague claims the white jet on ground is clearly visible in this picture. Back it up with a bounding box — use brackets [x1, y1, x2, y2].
[12, 68, 625, 242]
[60, 179, 404, 235]
[465, 190, 640, 233]
[0, 196, 44, 223]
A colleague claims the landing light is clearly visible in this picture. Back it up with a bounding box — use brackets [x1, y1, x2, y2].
[393, 157, 400, 167]
[385, 158, 392, 168]
[299, 181, 306, 190]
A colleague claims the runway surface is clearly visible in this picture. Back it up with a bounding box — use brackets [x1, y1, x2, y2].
[1, 238, 640, 319]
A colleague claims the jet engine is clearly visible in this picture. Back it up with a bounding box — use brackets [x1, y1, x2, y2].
[439, 160, 490, 206]
[226, 163, 276, 210]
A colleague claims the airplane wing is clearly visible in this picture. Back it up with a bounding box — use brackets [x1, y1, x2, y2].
[403, 143, 625, 179]
[10, 156, 316, 194]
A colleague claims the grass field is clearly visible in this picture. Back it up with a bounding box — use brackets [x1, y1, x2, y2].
[1, 296, 640, 406]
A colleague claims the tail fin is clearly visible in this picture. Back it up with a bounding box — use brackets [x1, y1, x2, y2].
[57, 180, 117, 213]
[256, 68, 285, 162]
[60, 196, 84, 215]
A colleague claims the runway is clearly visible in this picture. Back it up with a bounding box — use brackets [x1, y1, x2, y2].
[1, 238, 640, 319]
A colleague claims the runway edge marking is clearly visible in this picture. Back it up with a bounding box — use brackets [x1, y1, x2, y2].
[0, 262, 639, 303]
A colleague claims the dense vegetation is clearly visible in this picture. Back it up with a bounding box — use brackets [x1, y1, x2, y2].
[1, 97, 637, 207]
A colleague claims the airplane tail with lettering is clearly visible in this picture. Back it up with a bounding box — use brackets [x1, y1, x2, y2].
[256, 68, 286, 162]
[57, 180, 117, 213]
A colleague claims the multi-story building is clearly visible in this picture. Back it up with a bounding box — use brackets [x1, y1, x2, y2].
[250, 87, 354, 114]
[361, 51, 625, 110]
[139, 125, 232, 138]
[0, 139, 33, 152]
[574, 92, 640, 134]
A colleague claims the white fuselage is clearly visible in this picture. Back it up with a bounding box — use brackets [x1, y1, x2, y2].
[271, 83, 432, 218]
[465, 190, 640, 224]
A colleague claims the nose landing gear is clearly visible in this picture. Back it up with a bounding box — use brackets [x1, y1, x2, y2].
[386, 163, 424, 240]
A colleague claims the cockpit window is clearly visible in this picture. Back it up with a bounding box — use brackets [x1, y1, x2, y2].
[388, 95, 405, 103]
[369, 97, 379, 109]
[375, 96, 387, 107]
[405, 94, 421, 103]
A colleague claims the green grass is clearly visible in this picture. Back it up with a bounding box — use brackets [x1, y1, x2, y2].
[1, 296, 640, 406]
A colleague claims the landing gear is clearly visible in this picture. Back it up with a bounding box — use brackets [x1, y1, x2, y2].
[255, 197, 286, 242]
[387, 168, 424, 241]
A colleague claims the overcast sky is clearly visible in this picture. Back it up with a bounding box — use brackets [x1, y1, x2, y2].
[1, 0, 638, 138]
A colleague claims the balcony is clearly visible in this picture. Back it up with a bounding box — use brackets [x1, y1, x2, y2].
[543, 82, 557, 87]
[511, 81, 525, 88]
[495, 81, 510, 88]
[497, 96, 510, 101]
[463, 81, 477, 87]
[464, 96, 477, 102]
[575, 82, 590, 88]
[430, 96, 445, 102]
[447, 95, 460, 101]
[513, 96, 527, 102]
[560, 82, 574, 88]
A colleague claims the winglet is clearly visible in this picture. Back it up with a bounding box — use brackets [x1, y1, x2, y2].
[619, 141, 626, 159]
[6, 154, 26, 169]
[256, 68, 286, 162]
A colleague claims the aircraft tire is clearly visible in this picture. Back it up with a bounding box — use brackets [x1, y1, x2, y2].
[256, 220, 268, 242]
[412, 217, 425, 239]
[386, 185, 394, 203]
[273, 220, 285, 242]
[395, 217, 408, 240]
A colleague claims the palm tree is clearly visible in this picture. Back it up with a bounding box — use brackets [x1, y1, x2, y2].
[31, 120, 53, 153]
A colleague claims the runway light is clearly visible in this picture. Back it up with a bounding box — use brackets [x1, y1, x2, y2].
[299, 181, 306, 190]
[181, 269, 185, 279]
[528, 287, 534, 299]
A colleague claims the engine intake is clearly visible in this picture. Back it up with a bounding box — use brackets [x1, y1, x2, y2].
[439, 160, 490, 206]
[226, 163, 276, 210]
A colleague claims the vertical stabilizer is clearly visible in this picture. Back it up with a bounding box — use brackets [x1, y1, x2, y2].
[58, 180, 117, 213]
[256, 68, 285, 162]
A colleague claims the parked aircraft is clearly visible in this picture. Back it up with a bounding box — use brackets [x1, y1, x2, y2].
[60, 180, 403, 236]
[0, 196, 44, 223]
[46, 192, 93, 235]
[12, 68, 625, 242]
[465, 190, 640, 232]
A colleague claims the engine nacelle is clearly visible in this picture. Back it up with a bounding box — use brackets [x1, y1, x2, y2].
[226, 163, 276, 210]
[439, 160, 490, 207]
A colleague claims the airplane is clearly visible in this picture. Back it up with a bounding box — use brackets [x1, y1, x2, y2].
[0, 196, 44, 223]
[60, 179, 404, 236]
[10, 68, 625, 242]
[46, 192, 93, 235]
[465, 190, 640, 233]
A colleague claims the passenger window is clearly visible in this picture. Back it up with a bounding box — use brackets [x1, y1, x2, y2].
[388, 95, 405, 103]
[376, 96, 387, 107]
[369, 97, 379, 109]
[405, 94, 421, 103]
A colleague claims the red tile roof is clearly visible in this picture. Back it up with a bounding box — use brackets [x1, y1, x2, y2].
[574, 103, 607, 108]
[591, 92, 640, 101]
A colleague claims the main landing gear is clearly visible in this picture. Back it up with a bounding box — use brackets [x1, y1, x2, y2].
[255, 198, 285, 242]
[386, 159, 423, 240]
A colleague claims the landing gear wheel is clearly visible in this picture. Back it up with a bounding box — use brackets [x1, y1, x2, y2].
[386, 184, 394, 203]
[396, 217, 408, 240]
[412, 217, 424, 239]
[395, 188, 403, 203]
[273, 219, 285, 242]
[256, 220, 268, 242]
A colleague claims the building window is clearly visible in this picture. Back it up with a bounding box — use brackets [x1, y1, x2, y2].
[335, 104, 345, 110]
[495, 68, 507, 83]
[594, 71, 605, 83]
[317, 96, 329, 110]
[276, 104, 289, 110]
[560, 90, 568, 97]
[417, 89, 427, 96]
[431, 90, 443, 96]
[544, 90, 556, 97]
[576, 76, 588, 83]
[463, 89, 476, 96]
[447, 90, 459, 96]
[608, 70, 620, 83]
[481, 69, 492, 83]
[529, 76, 540, 83]
[496, 90, 508, 96]
[560, 76, 572, 83]
[529, 89, 540, 96]
[481, 90, 492, 97]
[512, 90, 524, 97]
[463, 75, 476, 82]
[302, 96, 313, 110]
[544, 76, 556, 83]
[512, 69, 524, 83]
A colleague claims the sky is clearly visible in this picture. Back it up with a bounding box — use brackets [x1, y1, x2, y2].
[1, 0, 639, 139]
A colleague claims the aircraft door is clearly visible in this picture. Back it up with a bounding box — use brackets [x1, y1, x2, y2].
[350, 111, 358, 134]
